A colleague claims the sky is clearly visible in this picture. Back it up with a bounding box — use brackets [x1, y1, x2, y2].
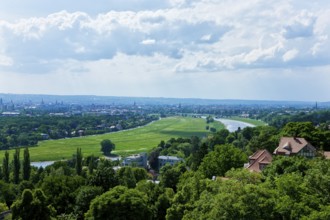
[0, 0, 330, 101]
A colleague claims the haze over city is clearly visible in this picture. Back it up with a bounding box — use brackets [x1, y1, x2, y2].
[0, 0, 329, 101]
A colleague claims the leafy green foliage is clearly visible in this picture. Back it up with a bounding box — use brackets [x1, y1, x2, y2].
[2, 151, 9, 182]
[13, 148, 20, 184]
[198, 144, 248, 178]
[100, 139, 115, 156]
[0, 180, 18, 208]
[74, 186, 103, 220]
[159, 163, 186, 191]
[263, 156, 311, 177]
[88, 160, 118, 191]
[85, 186, 152, 220]
[0, 202, 8, 213]
[11, 189, 53, 220]
[41, 175, 85, 215]
[23, 148, 31, 181]
[3, 114, 330, 219]
[136, 180, 174, 220]
[75, 148, 83, 176]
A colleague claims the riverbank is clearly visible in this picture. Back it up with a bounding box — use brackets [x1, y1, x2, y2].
[228, 116, 267, 126]
[214, 118, 256, 132]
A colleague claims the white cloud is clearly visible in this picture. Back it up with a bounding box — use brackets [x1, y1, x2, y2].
[0, 0, 330, 100]
[0, 54, 13, 66]
[283, 49, 299, 62]
[141, 39, 156, 45]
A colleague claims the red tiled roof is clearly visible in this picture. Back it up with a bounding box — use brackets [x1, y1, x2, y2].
[274, 137, 316, 155]
[247, 149, 273, 172]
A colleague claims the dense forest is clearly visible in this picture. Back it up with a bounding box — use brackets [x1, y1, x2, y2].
[1, 111, 330, 219]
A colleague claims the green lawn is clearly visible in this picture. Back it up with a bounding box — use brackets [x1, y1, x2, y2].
[228, 116, 267, 126]
[0, 117, 224, 162]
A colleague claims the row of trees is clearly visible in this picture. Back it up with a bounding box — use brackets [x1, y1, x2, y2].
[1, 148, 31, 184]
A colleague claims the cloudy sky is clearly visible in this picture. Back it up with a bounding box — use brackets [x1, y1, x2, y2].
[0, 0, 329, 101]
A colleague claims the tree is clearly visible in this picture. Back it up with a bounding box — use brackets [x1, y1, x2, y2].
[136, 180, 174, 220]
[148, 147, 161, 170]
[2, 151, 9, 182]
[263, 156, 310, 177]
[206, 115, 214, 124]
[198, 144, 247, 178]
[74, 186, 103, 220]
[117, 167, 136, 188]
[100, 139, 115, 156]
[281, 122, 316, 138]
[210, 127, 217, 133]
[75, 148, 83, 176]
[85, 186, 152, 220]
[13, 148, 20, 184]
[11, 189, 53, 220]
[190, 142, 208, 171]
[23, 148, 31, 181]
[0, 181, 17, 208]
[132, 167, 148, 183]
[88, 155, 95, 175]
[41, 175, 85, 215]
[160, 163, 186, 191]
[88, 161, 118, 191]
[0, 202, 8, 213]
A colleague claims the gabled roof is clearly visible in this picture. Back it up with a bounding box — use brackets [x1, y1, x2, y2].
[247, 149, 273, 172]
[274, 137, 316, 155]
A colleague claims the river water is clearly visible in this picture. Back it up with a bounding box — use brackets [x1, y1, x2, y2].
[214, 118, 255, 132]
[31, 161, 55, 168]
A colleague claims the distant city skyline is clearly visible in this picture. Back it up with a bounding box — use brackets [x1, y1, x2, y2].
[0, 1, 330, 101]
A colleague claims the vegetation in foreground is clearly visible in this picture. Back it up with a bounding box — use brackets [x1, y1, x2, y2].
[1, 119, 330, 219]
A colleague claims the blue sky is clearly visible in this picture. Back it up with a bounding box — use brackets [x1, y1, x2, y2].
[0, 0, 329, 101]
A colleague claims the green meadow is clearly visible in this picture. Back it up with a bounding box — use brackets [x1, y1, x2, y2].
[0, 117, 224, 162]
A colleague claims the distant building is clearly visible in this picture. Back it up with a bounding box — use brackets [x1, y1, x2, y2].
[122, 153, 147, 168]
[40, 133, 50, 140]
[274, 137, 316, 158]
[78, 130, 84, 136]
[116, 124, 123, 131]
[245, 149, 272, 172]
[2, 112, 20, 116]
[158, 156, 183, 169]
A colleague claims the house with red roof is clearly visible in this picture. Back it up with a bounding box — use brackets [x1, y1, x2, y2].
[273, 137, 316, 158]
[245, 149, 273, 172]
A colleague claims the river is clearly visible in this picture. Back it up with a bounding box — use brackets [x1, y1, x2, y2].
[31, 161, 55, 168]
[214, 118, 255, 132]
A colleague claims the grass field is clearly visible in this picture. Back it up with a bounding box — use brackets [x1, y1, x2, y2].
[228, 117, 267, 126]
[0, 117, 224, 162]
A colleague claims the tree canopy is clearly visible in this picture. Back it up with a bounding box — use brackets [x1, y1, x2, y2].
[100, 139, 115, 156]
